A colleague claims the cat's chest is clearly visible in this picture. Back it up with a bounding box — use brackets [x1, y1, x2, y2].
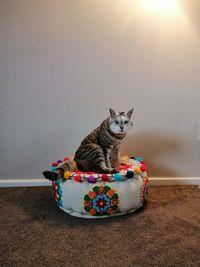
[101, 137, 120, 150]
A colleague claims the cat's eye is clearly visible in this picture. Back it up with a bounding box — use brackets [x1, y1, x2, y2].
[124, 121, 129, 124]
[114, 120, 119, 125]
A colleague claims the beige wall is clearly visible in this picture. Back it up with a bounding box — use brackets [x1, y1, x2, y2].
[0, 0, 199, 179]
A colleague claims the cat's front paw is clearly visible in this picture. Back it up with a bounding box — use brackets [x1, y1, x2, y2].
[100, 168, 119, 174]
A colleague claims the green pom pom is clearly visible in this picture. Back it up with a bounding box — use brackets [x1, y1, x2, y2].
[136, 157, 143, 162]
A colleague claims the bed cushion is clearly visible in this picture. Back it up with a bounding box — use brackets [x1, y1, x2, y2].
[51, 156, 149, 218]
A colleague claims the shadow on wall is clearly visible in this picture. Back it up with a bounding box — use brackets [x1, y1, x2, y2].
[122, 132, 184, 177]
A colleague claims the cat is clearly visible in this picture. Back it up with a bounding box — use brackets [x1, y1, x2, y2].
[43, 108, 133, 181]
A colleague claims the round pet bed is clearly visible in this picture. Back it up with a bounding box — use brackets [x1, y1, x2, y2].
[50, 156, 149, 218]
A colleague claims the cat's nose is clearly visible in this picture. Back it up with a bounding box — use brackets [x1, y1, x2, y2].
[120, 125, 124, 131]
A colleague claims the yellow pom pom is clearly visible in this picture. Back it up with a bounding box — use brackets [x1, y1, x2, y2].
[63, 171, 71, 180]
[134, 167, 141, 174]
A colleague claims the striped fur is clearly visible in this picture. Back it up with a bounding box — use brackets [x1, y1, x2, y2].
[43, 109, 133, 180]
[56, 159, 78, 173]
[74, 109, 133, 174]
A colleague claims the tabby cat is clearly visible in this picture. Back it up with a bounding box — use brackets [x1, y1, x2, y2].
[43, 108, 133, 181]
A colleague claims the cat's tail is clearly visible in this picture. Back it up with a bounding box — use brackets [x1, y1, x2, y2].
[42, 170, 59, 181]
[42, 159, 78, 181]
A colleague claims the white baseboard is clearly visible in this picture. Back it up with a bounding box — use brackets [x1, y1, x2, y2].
[0, 177, 199, 188]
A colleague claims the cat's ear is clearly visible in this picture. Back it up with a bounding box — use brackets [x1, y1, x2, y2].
[109, 108, 118, 118]
[126, 108, 134, 119]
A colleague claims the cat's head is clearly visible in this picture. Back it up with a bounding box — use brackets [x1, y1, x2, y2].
[108, 108, 134, 135]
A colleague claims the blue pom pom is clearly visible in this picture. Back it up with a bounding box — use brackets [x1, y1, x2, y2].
[126, 171, 134, 178]
[114, 173, 122, 181]
[51, 166, 57, 171]
[136, 157, 143, 162]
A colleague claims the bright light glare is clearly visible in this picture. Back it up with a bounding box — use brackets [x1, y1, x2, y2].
[141, 0, 178, 14]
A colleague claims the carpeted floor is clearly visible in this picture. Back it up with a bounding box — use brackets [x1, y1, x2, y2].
[0, 185, 200, 267]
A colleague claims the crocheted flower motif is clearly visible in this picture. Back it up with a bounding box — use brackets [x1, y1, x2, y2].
[84, 185, 119, 216]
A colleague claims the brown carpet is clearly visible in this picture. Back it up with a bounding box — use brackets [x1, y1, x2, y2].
[0, 185, 200, 267]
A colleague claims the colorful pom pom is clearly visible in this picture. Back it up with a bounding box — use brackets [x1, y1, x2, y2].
[140, 164, 146, 172]
[51, 166, 57, 171]
[74, 175, 82, 182]
[136, 157, 143, 162]
[126, 170, 134, 178]
[114, 173, 122, 181]
[134, 167, 141, 174]
[57, 160, 63, 164]
[51, 162, 58, 167]
[63, 171, 71, 180]
[63, 157, 69, 161]
[88, 175, 95, 183]
[101, 174, 109, 182]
